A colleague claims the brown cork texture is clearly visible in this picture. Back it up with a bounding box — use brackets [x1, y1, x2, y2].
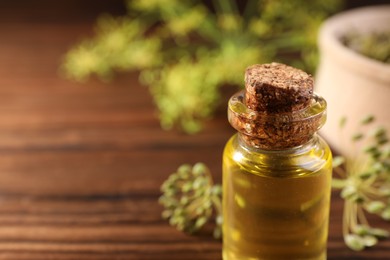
[245, 63, 314, 113]
[229, 63, 324, 150]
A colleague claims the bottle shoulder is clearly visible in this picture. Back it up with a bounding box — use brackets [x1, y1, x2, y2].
[223, 134, 332, 177]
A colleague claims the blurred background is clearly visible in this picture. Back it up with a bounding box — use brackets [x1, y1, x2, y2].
[0, 0, 388, 259]
[0, 0, 386, 195]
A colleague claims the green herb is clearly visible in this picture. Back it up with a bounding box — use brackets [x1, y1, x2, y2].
[341, 31, 390, 63]
[61, 0, 343, 133]
[159, 163, 222, 238]
[332, 115, 390, 251]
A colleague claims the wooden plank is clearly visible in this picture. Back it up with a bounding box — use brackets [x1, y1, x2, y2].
[0, 0, 388, 259]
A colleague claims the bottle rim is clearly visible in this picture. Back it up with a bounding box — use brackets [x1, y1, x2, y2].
[228, 90, 327, 123]
[227, 90, 327, 149]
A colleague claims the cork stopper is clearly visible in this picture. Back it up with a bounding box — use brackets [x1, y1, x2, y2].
[228, 63, 326, 150]
[245, 63, 314, 113]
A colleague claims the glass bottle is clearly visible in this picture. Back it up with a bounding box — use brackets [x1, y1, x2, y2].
[222, 89, 332, 260]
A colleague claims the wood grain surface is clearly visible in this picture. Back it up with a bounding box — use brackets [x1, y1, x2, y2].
[0, 1, 389, 259]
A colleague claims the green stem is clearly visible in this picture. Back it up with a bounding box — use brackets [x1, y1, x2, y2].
[362, 187, 384, 200]
[243, 0, 258, 20]
[265, 34, 307, 51]
[211, 0, 223, 15]
[351, 202, 358, 229]
[214, 0, 236, 14]
[186, 196, 209, 218]
[343, 200, 351, 238]
[332, 178, 347, 189]
[211, 195, 222, 216]
[357, 205, 369, 226]
[227, 0, 239, 15]
[197, 18, 222, 43]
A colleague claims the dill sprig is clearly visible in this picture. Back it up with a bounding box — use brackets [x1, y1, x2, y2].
[61, 0, 343, 133]
[332, 115, 390, 251]
[159, 163, 222, 238]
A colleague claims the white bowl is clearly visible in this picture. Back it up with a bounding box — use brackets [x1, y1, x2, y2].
[316, 5, 390, 156]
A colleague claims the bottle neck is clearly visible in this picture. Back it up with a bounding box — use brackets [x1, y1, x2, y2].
[228, 90, 327, 150]
[237, 132, 318, 153]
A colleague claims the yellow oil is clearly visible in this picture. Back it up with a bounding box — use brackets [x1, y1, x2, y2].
[222, 134, 332, 260]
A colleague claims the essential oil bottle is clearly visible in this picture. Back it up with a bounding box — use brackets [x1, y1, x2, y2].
[222, 63, 332, 260]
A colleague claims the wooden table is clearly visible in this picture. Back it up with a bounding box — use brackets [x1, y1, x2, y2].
[0, 1, 388, 259]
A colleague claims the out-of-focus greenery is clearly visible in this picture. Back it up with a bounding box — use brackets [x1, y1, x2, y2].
[333, 115, 390, 251]
[62, 0, 343, 133]
[342, 31, 390, 64]
[159, 163, 222, 239]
